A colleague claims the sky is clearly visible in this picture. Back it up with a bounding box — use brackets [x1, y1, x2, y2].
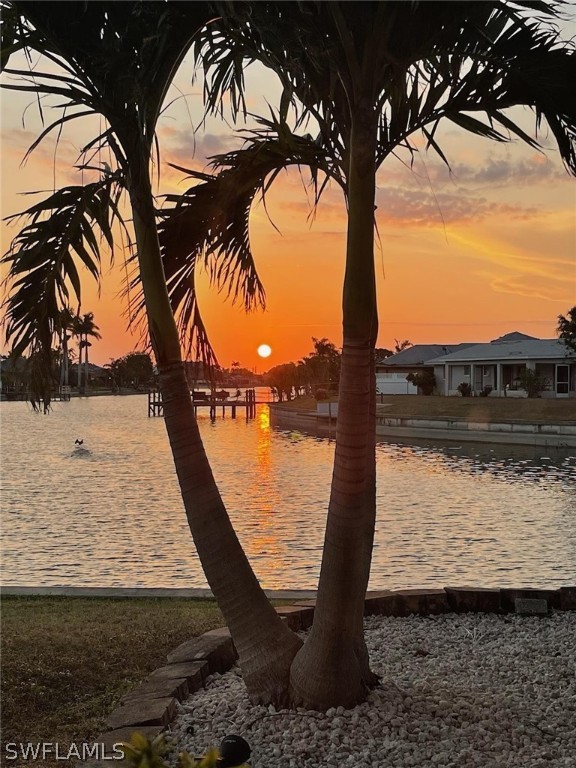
[1, 12, 575, 371]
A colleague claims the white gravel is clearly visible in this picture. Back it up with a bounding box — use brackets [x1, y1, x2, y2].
[167, 613, 576, 768]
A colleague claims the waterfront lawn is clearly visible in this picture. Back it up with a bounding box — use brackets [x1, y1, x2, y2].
[0, 596, 225, 761]
[375, 394, 576, 422]
[273, 394, 576, 422]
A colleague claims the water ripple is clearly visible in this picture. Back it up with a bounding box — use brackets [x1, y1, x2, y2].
[1, 395, 574, 589]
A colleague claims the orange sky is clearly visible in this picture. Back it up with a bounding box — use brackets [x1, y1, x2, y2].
[1, 38, 575, 371]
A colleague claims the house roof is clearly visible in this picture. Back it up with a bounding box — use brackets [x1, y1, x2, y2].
[376, 343, 476, 367]
[433, 338, 572, 363]
[490, 332, 538, 343]
[70, 362, 108, 375]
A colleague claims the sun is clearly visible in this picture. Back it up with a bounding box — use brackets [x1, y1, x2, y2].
[257, 344, 272, 358]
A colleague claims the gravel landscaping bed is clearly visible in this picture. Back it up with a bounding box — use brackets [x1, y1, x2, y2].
[167, 612, 575, 768]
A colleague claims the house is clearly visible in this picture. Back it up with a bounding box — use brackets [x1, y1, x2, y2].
[375, 343, 476, 395]
[0, 355, 29, 398]
[431, 333, 575, 398]
[70, 362, 109, 387]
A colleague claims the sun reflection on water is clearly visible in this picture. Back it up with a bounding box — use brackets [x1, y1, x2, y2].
[239, 405, 286, 576]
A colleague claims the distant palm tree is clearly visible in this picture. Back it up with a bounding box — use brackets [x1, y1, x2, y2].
[394, 339, 413, 354]
[75, 312, 101, 394]
[71, 313, 100, 394]
[57, 307, 75, 390]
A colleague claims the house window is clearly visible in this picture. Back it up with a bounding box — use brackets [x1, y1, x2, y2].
[463, 365, 470, 376]
[557, 364, 569, 395]
[483, 366, 490, 376]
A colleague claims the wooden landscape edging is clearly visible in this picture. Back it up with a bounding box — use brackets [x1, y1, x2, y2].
[94, 585, 576, 756]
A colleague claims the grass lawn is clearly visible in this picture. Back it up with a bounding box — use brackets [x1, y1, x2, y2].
[272, 394, 576, 422]
[376, 394, 576, 422]
[0, 596, 225, 763]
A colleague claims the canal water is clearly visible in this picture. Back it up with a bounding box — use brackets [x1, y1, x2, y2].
[1, 395, 574, 590]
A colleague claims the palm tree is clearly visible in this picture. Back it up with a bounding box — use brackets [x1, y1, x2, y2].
[1, 0, 301, 704]
[57, 307, 75, 391]
[74, 312, 101, 394]
[394, 339, 413, 354]
[161, 0, 576, 707]
[2, 1, 575, 709]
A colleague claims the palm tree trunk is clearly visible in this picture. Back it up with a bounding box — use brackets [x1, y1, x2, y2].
[290, 110, 378, 710]
[64, 336, 69, 388]
[60, 330, 66, 389]
[128, 154, 302, 703]
[84, 339, 89, 392]
[77, 341, 83, 393]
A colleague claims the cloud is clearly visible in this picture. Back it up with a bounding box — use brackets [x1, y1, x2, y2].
[448, 228, 574, 303]
[278, 199, 344, 221]
[448, 154, 564, 187]
[378, 149, 567, 191]
[375, 186, 537, 227]
[159, 125, 241, 169]
[484, 273, 573, 303]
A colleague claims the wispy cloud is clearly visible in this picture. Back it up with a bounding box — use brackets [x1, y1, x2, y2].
[481, 272, 573, 302]
[375, 186, 538, 227]
[449, 230, 574, 303]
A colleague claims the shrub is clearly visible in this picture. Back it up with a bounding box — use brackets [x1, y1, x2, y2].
[406, 370, 436, 396]
[457, 382, 472, 397]
[314, 387, 329, 400]
[516, 369, 550, 398]
[479, 385, 493, 397]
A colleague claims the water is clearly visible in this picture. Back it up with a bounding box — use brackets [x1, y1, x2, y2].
[1, 395, 575, 590]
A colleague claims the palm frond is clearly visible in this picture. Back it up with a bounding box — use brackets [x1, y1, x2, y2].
[4, 2, 216, 160]
[0, 2, 26, 72]
[369, 2, 575, 174]
[2, 172, 125, 410]
[155, 128, 336, 355]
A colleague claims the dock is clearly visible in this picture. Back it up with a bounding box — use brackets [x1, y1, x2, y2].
[148, 388, 261, 419]
[1, 385, 71, 402]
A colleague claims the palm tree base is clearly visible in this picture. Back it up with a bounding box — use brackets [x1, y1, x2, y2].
[289, 631, 369, 711]
[241, 630, 303, 706]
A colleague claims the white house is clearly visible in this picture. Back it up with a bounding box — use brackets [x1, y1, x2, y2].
[432, 333, 575, 398]
[375, 343, 475, 395]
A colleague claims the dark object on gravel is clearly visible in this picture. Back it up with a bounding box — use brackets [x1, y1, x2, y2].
[218, 734, 251, 767]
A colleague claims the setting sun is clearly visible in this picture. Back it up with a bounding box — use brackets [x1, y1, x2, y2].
[257, 344, 272, 358]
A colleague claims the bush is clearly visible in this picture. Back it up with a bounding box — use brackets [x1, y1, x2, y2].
[516, 369, 550, 398]
[406, 370, 436, 396]
[457, 382, 472, 397]
[479, 385, 493, 397]
[314, 387, 329, 400]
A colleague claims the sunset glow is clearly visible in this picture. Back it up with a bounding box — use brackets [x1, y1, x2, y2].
[1, 31, 575, 371]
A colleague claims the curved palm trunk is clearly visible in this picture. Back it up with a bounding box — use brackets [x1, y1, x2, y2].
[128, 156, 302, 703]
[290, 113, 378, 710]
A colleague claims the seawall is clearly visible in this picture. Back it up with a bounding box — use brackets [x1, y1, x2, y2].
[269, 404, 576, 448]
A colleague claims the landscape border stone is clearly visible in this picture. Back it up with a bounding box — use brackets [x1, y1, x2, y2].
[92, 584, 575, 762]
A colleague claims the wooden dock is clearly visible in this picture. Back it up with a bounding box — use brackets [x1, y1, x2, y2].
[1, 386, 71, 402]
[148, 388, 260, 419]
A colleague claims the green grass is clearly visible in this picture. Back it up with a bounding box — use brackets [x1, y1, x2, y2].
[272, 393, 576, 422]
[0, 596, 225, 763]
[375, 394, 576, 422]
